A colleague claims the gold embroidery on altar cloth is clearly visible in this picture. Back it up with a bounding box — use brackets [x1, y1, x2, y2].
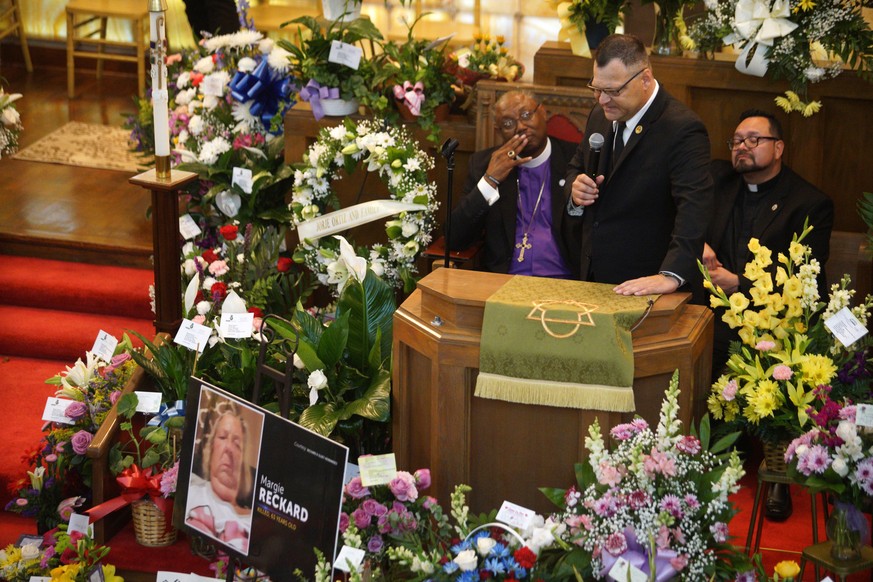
[526, 300, 599, 339]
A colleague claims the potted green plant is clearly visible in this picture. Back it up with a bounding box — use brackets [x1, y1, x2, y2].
[367, 16, 458, 143]
[278, 16, 383, 119]
[548, 0, 626, 56]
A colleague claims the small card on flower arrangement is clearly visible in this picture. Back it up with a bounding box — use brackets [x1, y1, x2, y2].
[156, 572, 193, 582]
[134, 391, 162, 414]
[42, 397, 75, 424]
[824, 307, 868, 347]
[334, 545, 366, 573]
[174, 319, 213, 352]
[607, 557, 648, 582]
[358, 453, 396, 487]
[179, 214, 202, 240]
[232, 167, 253, 194]
[200, 75, 225, 97]
[86, 564, 104, 582]
[16, 534, 43, 549]
[495, 501, 536, 530]
[90, 330, 117, 364]
[67, 512, 91, 536]
[856, 404, 873, 428]
[328, 40, 362, 70]
[28, 577, 51, 582]
[219, 312, 254, 339]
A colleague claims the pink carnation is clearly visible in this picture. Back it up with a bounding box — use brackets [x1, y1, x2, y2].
[604, 532, 628, 556]
[773, 365, 793, 381]
[755, 340, 776, 352]
[721, 380, 738, 401]
[676, 435, 701, 455]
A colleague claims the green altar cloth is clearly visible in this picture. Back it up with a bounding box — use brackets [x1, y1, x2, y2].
[475, 276, 655, 411]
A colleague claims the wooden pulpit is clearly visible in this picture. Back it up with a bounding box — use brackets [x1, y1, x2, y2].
[391, 268, 714, 514]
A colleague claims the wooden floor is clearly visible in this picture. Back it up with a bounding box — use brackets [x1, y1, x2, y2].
[0, 51, 153, 268]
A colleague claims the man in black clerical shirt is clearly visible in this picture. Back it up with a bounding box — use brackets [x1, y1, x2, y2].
[704, 109, 833, 521]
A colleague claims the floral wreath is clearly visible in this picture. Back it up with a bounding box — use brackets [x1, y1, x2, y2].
[289, 118, 438, 293]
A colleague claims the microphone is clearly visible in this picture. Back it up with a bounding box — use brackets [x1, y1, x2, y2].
[587, 132, 605, 180]
[441, 137, 460, 159]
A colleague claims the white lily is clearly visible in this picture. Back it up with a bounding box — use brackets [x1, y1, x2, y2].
[336, 235, 367, 284]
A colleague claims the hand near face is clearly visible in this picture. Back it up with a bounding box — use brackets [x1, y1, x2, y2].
[485, 133, 531, 184]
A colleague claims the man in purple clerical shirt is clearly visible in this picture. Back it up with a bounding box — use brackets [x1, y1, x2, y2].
[448, 90, 581, 278]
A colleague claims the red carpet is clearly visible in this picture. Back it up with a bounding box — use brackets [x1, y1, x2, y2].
[0, 254, 212, 578]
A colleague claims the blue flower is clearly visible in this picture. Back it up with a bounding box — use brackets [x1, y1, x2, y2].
[450, 540, 472, 555]
[484, 557, 506, 575]
[442, 561, 459, 574]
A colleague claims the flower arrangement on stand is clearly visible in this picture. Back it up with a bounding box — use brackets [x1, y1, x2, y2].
[0, 85, 23, 158]
[547, 0, 626, 56]
[278, 16, 383, 120]
[5, 349, 137, 533]
[686, 0, 873, 115]
[446, 34, 524, 117]
[785, 396, 873, 561]
[288, 118, 438, 294]
[701, 224, 873, 445]
[538, 371, 754, 581]
[0, 526, 122, 582]
[368, 20, 458, 144]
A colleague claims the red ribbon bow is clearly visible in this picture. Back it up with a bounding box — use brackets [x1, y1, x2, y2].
[87, 465, 174, 533]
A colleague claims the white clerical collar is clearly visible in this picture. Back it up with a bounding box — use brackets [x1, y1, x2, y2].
[616, 81, 660, 140]
[747, 183, 758, 192]
[520, 137, 551, 169]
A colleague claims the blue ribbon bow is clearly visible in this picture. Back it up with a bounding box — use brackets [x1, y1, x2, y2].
[228, 59, 295, 133]
[147, 400, 186, 427]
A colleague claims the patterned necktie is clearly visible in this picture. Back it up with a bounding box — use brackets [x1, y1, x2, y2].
[612, 121, 627, 170]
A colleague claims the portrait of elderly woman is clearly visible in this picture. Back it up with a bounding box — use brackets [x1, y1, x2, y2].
[184, 389, 264, 554]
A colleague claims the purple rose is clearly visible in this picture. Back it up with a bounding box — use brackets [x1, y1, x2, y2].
[70, 430, 93, 455]
[367, 534, 384, 553]
[352, 507, 371, 529]
[65, 401, 88, 421]
[339, 512, 349, 533]
[362, 498, 386, 516]
[344, 476, 370, 499]
[109, 391, 122, 405]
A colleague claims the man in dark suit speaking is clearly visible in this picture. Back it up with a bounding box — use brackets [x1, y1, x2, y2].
[564, 34, 713, 297]
[449, 90, 580, 277]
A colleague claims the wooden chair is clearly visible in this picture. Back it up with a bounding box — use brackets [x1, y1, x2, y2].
[0, 0, 32, 72]
[387, 0, 481, 48]
[65, 0, 148, 98]
[425, 80, 596, 270]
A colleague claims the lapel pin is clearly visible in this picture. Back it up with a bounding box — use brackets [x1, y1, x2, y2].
[559, 179, 566, 187]
[634, 125, 642, 134]
[772, 204, 778, 211]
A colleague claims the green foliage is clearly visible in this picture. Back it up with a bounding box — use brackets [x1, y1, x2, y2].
[109, 393, 181, 476]
[128, 331, 196, 402]
[279, 17, 383, 102]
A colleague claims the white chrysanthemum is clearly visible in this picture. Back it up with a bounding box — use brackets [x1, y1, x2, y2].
[267, 45, 292, 73]
[202, 29, 263, 52]
[176, 71, 191, 88]
[194, 55, 215, 73]
[237, 56, 258, 73]
[177, 129, 189, 144]
[175, 87, 197, 106]
[259, 37, 274, 53]
[183, 258, 197, 277]
[199, 136, 232, 164]
[329, 125, 347, 140]
[232, 100, 258, 133]
[202, 276, 217, 290]
[196, 300, 212, 315]
[804, 66, 826, 82]
[188, 114, 204, 136]
[202, 94, 220, 110]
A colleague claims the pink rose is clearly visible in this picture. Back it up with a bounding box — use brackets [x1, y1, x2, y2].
[352, 507, 371, 529]
[773, 365, 793, 381]
[414, 468, 431, 489]
[339, 512, 349, 532]
[70, 430, 93, 455]
[389, 472, 418, 502]
[109, 390, 122, 405]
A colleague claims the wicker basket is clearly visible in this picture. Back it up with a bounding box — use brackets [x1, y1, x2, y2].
[762, 440, 790, 474]
[131, 499, 177, 547]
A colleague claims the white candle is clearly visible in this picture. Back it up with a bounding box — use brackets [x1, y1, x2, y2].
[149, 10, 170, 157]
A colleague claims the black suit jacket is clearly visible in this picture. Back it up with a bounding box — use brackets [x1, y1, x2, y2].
[448, 137, 580, 276]
[708, 159, 834, 293]
[562, 88, 713, 288]
[708, 159, 834, 375]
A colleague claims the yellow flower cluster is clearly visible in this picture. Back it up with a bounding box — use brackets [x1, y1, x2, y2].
[702, 224, 838, 432]
[775, 90, 822, 118]
[50, 563, 123, 582]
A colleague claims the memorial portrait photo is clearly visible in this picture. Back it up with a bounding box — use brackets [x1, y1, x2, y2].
[183, 386, 265, 555]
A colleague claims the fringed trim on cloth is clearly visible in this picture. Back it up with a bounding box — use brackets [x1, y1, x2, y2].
[474, 371, 635, 412]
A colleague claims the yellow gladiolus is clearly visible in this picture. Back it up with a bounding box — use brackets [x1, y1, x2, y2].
[775, 266, 788, 286]
[747, 238, 761, 253]
[729, 292, 750, 313]
[738, 325, 757, 346]
[789, 241, 805, 263]
[744, 261, 764, 282]
[782, 277, 803, 299]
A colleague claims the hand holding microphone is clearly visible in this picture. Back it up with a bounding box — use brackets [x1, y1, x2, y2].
[571, 132, 606, 207]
